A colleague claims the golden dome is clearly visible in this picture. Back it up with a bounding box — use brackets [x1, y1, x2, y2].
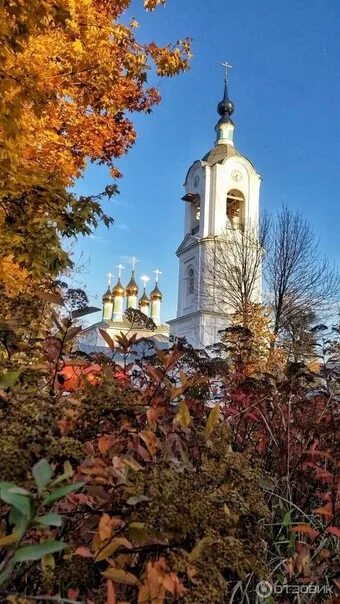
[125, 271, 139, 296]
[139, 290, 150, 306]
[102, 286, 112, 302]
[112, 278, 125, 296]
[150, 284, 162, 301]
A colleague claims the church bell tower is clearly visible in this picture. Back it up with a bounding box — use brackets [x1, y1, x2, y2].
[168, 67, 262, 349]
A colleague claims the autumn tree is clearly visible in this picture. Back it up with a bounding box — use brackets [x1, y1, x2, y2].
[219, 303, 286, 377]
[0, 0, 191, 297]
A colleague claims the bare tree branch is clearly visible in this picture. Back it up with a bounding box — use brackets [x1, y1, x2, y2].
[200, 217, 268, 324]
[265, 205, 340, 342]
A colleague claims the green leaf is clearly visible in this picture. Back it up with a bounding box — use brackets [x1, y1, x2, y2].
[289, 530, 297, 551]
[0, 370, 22, 389]
[204, 405, 221, 438]
[9, 507, 29, 539]
[41, 553, 55, 571]
[0, 484, 31, 518]
[34, 513, 63, 527]
[13, 540, 67, 562]
[51, 460, 74, 486]
[0, 561, 15, 587]
[33, 459, 53, 491]
[43, 481, 84, 505]
[282, 510, 292, 527]
[4, 486, 30, 495]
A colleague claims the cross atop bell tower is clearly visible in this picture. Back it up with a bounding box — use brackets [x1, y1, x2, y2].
[221, 61, 232, 81]
[215, 61, 235, 146]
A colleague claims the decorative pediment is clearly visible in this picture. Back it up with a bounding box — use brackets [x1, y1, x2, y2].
[176, 233, 199, 256]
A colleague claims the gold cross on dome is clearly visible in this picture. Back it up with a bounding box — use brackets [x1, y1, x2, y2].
[153, 268, 162, 282]
[116, 264, 125, 278]
[221, 61, 232, 82]
[128, 256, 139, 271]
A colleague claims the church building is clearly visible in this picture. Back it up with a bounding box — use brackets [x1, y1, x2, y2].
[78, 264, 169, 355]
[168, 69, 262, 348]
[78, 69, 262, 354]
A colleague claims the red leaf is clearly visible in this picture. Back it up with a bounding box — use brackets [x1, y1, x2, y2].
[305, 448, 333, 460]
[145, 365, 162, 383]
[137, 443, 151, 462]
[139, 430, 159, 456]
[326, 526, 340, 538]
[313, 503, 333, 519]
[67, 589, 79, 601]
[314, 467, 333, 482]
[106, 579, 116, 604]
[245, 411, 260, 421]
[290, 524, 319, 539]
[74, 546, 93, 558]
[98, 435, 116, 454]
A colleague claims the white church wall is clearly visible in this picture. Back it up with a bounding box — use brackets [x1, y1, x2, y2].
[170, 81, 263, 350]
[177, 247, 197, 316]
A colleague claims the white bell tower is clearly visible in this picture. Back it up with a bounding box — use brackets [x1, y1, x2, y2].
[168, 67, 262, 349]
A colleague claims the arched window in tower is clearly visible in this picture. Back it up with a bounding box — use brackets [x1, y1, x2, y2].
[191, 200, 200, 235]
[226, 189, 245, 231]
[187, 267, 195, 295]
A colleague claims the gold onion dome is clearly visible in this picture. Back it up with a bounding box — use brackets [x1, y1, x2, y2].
[150, 284, 162, 301]
[125, 271, 139, 296]
[102, 286, 112, 302]
[112, 278, 125, 296]
[139, 290, 150, 305]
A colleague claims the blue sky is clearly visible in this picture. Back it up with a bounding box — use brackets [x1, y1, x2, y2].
[73, 0, 340, 325]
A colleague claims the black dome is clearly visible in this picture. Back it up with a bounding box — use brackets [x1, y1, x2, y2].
[217, 98, 234, 118]
[217, 79, 234, 122]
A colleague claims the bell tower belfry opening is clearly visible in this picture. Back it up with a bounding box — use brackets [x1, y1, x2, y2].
[226, 189, 245, 231]
[168, 65, 262, 349]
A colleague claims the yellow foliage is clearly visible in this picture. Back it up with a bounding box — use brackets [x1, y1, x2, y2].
[204, 405, 221, 438]
[228, 303, 287, 376]
[0, 0, 191, 198]
[0, 0, 191, 297]
[307, 359, 320, 373]
[144, 0, 166, 10]
[0, 255, 29, 297]
[174, 401, 191, 428]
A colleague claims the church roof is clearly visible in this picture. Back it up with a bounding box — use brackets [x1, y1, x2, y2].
[139, 290, 150, 305]
[102, 286, 112, 302]
[150, 284, 162, 301]
[202, 143, 240, 166]
[126, 271, 139, 295]
[112, 278, 125, 296]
